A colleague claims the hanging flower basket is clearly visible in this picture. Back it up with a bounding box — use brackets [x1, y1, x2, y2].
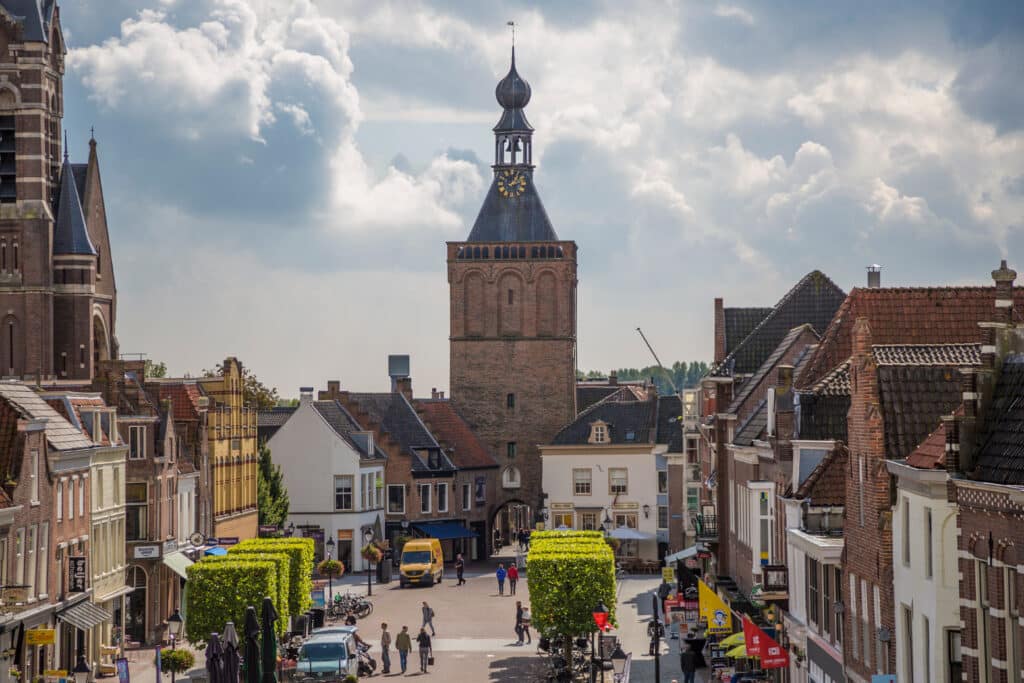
[361, 544, 383, 563]
[317, 558, 345, 578]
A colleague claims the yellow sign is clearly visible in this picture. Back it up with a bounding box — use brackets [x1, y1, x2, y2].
[698, 580, 733, 633]
[662, 566, 676, 583]
[44, 670, 68, 677]
[26, 628, 56, 646]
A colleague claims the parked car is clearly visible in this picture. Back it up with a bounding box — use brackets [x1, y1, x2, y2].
[291, 630, 356, 680]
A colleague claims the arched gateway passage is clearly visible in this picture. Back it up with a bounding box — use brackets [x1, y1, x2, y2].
[490, 499, 532, 555]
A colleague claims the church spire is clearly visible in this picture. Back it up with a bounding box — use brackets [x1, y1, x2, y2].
[53, 148, 97, 256]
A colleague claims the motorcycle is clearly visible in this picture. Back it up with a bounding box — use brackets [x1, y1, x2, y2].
[356, 643, 377, 677]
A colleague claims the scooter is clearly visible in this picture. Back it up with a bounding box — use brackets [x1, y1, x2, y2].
[356, 643, 377, 677]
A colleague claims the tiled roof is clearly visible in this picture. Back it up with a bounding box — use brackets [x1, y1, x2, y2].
[733, 400, 767, 447]
[655, 395, 683, 453]
[258, 407, 295, 428]
[974, 355, 1024, 485]
[156, 382, 205, 421]
[724, 307, 773, 357]
[348, 393, 454, 472]
[53, 155, 97, 256]
[877, 365, 965, 460]
[312, 401, 386, 460]
[415, 400, 499, 469]
[0, 382, 95, 451]
[810, 360, 851, 397]
[798, 286, 1024, 389]
[576, 383, 649, 413]
[796, 392, 850, 443]
[43, 394, 120, 446]
[552, 395, 657, 446]
[0, 0, 53, 43]
[873, 344, 980, 366]
[713, 271, 846, 377]
[793, 445, 848, 504]
[904, 420, 948, 470]
[727, 324, 818, 417]
[465, 171, 558, 242]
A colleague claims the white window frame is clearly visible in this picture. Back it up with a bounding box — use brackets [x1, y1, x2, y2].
[79, 477, 85, 517]
[387, 484, 405, 515]
[26, 525, 36, 599]
[38, 523, 47, 598]
[334, 475, 354, 512]
[68, 477, 75, 520]
[14, 528, 23, 585]
[573, 468, 592, 496]
[29, 449, 38, 503]
[437, 483, 448, 513]
[56, 480, 63, 521]
[608, 468, 628, 495]
[129, 425, 146, 460]
[419, 483, 431, 514]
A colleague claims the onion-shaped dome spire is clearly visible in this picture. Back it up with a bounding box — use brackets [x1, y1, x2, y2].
[495, 47, 531, 110]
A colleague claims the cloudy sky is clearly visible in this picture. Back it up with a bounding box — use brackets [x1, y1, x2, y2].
[61, 0, 1023, 396]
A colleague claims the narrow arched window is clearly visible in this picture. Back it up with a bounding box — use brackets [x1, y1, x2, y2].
[97, 248, 101, 275]
[507, 289, 514, 306]
[12, 242, 17, 271]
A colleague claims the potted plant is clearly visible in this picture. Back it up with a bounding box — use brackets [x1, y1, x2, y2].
[158, 649, 196, 675]
[317, 558, 345, 579]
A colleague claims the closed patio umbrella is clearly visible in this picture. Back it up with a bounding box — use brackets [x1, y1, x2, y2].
[720, 632, 745, 648]
[222, 623, 240, 683]
[260, 597, 279, 683]
[205, 633, 226, 683]
[243, 607, 261, 683]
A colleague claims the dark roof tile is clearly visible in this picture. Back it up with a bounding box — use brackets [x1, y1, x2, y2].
[974, 355, 1024, 484]
[724, 307, 773, 357]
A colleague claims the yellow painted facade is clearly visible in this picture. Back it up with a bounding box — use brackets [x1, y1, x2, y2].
[202, 357, 258, 540]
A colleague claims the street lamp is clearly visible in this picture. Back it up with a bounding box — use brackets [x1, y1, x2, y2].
[325, 536, 337, 603]
[590, 601, 609, 683]
[167, 609, 184, 683]
[364, 529, 375, 597]
[602, 511, 614, 534]
[609, 643, 628, 682]
[73, 655, 91, 683]
[284, 522, 295, 537]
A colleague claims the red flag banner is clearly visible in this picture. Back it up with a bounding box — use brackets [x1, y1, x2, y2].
[743, 616, 789, 669]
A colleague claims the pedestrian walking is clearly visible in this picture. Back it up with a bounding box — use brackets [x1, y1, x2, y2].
[496, 563, 507, 595]
[395, 625, 412, 674]
[455, 553, 466, 585]
[379, 622, 391, 674]
[416, 627, 433, 673]
[493, 528, 501, 554]
[680, 648, 697, 683]
[507, 563, 519, 595]
[421, 601, 436, 635]
[514, 601, 532, 645]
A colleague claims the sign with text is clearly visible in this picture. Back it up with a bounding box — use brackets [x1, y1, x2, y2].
[26, 628, 56, 646]
[743, 616, 789, 669]
[115, 658, 130, 683]
[133, 545, 160, 559]
[698, 580, 732, 633]
[218, 537, 240, 546]
[68, 556, 88, 593]
[258, 525, 278, 537]
[661, 566, 676, 583]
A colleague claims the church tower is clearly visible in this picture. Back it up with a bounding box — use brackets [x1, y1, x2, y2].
[448, 47, 577, 524]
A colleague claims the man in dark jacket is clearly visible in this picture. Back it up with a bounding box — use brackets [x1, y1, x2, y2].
[679, 648, 697, 683]
[455, 553, 466, 585]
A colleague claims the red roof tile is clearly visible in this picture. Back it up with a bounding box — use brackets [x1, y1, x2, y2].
[905, 420, 948, 470]
[414, 400, 498, 469]
[794, 445, 849, 504]
[157, 383, 205, 421]
[798, 287, 1024, 389]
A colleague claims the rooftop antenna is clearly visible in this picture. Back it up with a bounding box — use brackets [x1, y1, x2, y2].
[636, 327, 678, 395]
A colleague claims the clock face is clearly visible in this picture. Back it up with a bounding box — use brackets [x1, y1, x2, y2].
[497, 169, 528, 198]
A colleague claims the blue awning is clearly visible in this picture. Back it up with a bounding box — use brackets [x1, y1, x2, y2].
[204, 546, 228, 556]
[412, 522, 478, 540]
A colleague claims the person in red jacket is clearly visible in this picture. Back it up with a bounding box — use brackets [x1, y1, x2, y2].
[507, 563, 520, 595]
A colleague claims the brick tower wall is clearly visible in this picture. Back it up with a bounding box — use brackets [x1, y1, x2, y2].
[447, 240, 578, 516]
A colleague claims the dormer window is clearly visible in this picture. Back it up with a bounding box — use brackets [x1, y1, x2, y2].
[588, 421, 609, 444]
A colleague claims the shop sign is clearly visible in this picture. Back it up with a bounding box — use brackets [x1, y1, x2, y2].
[68, 556, 88, 593]
[0, 586, 28, 607]
[115, 658, 130, 683]
[310, 588, 325, 608]
[134, 545, 160, 559]
[163, 540, 178, 554]
[661, 566, 675, 583]
[218, 537, 240, 546]
[25, 628, 56, 646]
[44, 670, 68, 677]
[258, 525, 278, 537]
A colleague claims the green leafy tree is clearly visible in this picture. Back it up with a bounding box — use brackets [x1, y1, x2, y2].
[257, 443, 289, 528]
[144, 359, 168, 378]
[158, 650, 195, 674]
[230, 538, 315, 616]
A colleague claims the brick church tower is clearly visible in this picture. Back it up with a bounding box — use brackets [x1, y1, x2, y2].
[0, 1, 117, 380]
[448, 47, 577, 524]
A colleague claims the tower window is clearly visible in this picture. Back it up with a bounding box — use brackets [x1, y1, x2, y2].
[506, 393, 515, 409]
[7, 321, 13, 373]
[97, 247, 101, 275]
[507, 289, 514, 305]
[1, 241, 5, 271]
[12, 242, 17, 271]
[61, 351, 67, 377]
[506, 442, 517, 459]
[79, 344, 85, 367]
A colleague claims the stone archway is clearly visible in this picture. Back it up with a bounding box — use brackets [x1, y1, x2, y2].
[490, 499, 531, 555]
[125, 565, 148, 644]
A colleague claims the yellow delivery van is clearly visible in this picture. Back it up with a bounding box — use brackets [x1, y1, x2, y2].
[399, 538, 444, 587]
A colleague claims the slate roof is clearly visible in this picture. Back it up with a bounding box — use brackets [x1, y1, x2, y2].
[552, 395, 657, 446]
[727, 324, 818, 416]
[878, 365, 966, 460]
[258, 407, 295, 428]
[655, 395, 683, 453]
[796, 391, 850, 443]
[348, 393, 455, 472]
[53, 155, 97, 256]
[798, 286, 1024, 389]
[576, 383, 648, 413]
[312, 400, 386, 460]
[793, 445, 848, 505]
[414, 400, 499, 469]
[724, 307, 773, 357]
[0, 0, 54, 43]
[465, 170, 559, 242]
[733, 399, 767, 447]
[974, 355, 1024, 485]
[874, 344, 980, 366]
[71, 163, 88, 201]
[713, 271, 846, 377]
[904, 420, 948, 470]
[43, 393, 120, 446]
[0, 382, 94, 450]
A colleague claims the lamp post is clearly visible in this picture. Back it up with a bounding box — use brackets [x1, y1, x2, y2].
[591, 601, 609, 683]
[284, 522, 295, 537]
[73, 655, 91, 683]
[602, 511, 614, 534]
[325, 536, 336, 603]
[167, 608, 183, 683]
[609, 643, 628, 683]
[364, 529, 375, 597]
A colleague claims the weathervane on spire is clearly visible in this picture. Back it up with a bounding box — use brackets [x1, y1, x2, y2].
[63, 130, 68, 161]
[507, 20, 515, 49]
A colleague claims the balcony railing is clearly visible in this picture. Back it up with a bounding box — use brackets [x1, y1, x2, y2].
[694, 514, 718, 541]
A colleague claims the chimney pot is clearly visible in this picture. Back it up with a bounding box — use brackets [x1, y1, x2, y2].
[299, 387, 314, 405]
[609, 370, 618, 386]
[866, 264, 882, 288]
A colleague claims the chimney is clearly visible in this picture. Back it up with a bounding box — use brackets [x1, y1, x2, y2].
[714, 298, 726, 363]
[777, 365, 794, 391]
[609, 370, 618, 386]
[992, 259, 1017, 326]
[396, 377, 413, 402]
[299, 387, 314, 406]
[431, 387, 439, 399]
[866, 264, 882, 288]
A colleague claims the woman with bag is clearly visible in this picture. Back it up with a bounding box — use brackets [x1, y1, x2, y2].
[416, 627, 433, 673]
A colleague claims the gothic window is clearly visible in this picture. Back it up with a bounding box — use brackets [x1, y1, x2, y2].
[506, 393, 515, 409]
[498, 273, 523, 336]
[464, 272, 485, 336]
[3, 316, 17, 376]
[1, 240, 5, 270]
[507, 289, 514, 306]
[12, 242, 16, 271]
[97, 248, 101, 275]
[537, 271, 557, 336]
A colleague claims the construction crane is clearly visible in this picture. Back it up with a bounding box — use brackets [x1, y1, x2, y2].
[636, 327, 679, 395]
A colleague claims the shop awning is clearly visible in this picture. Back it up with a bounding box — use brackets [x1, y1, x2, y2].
[664, 543, 709, 564]
[57, 600, 111, 631]
[163, 551, 194, 579]
[412, 522, 478, 540]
